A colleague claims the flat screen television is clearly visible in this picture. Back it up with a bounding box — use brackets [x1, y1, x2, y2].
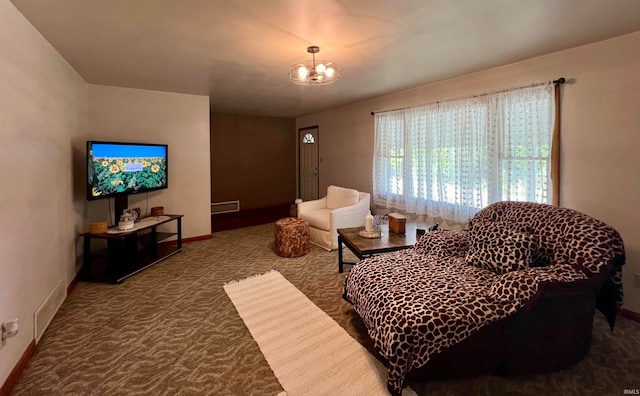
[87, 140, 168, 217]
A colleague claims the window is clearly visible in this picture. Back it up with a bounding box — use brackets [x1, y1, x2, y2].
[373, 84, 554, 222]
[302, 133, 315, 144]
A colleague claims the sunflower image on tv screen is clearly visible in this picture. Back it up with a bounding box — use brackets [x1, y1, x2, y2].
[89, 143, 167, 197]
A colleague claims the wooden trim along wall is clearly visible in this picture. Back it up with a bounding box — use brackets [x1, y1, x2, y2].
[620, 308, 640, 323]
[0, 340, 36, 396]
[160, 234, 212, 246]
[182, 235, 213, 243]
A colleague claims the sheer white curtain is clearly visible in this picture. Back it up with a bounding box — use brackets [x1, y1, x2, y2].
[373, 84, 554, 223]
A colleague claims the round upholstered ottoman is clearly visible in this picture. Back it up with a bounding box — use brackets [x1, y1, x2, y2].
[274, 217, 310, 258]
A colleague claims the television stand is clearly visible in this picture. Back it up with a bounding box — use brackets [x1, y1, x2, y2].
[81, 214, 183, 283]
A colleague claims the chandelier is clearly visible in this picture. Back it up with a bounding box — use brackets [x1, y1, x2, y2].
[289, 46, 340, 86]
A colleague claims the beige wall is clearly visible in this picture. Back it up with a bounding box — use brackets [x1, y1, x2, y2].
[211, 113, 296, 210]
[0, 0, 88, 385]
[296, 32, 640, 313]
[1, 2, 211, 385]
[88, 85, 211, 239]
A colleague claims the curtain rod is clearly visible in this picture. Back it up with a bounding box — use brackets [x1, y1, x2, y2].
[370, 77, 566, 116]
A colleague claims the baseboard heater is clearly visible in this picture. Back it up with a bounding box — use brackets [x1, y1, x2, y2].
[211, 200, 240, 214]
[34, 276, 66, 343]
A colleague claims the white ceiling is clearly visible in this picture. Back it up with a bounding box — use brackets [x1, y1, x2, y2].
[11, 0, 640, 118]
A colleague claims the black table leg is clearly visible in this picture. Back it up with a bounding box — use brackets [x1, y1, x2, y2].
[338, 235, 344, 273]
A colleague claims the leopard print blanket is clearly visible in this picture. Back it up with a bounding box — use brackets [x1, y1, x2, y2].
[343, 202, 625, 396]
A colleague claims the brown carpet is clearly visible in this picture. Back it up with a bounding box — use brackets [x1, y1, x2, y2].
[11, 223, 640, 395]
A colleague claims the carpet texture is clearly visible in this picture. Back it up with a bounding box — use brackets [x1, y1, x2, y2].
[224, 270, 415, 396]
[10, 223, 640, 395]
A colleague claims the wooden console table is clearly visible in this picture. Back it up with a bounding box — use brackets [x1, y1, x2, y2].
[82, 214, 183, 283]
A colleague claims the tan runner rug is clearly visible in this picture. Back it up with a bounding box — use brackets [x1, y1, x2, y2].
[223, 270, 416, 396]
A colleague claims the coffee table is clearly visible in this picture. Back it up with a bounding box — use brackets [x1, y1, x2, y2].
[337, 223, 425, 273]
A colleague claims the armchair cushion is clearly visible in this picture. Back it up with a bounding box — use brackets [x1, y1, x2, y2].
[302, 208, 331, 231]
[326, 185, 359, 210]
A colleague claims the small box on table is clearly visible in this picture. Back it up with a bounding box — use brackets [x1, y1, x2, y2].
[388, 213, 407, 234]
[89, 221, 108, 234]
[151, 206, 164, 216]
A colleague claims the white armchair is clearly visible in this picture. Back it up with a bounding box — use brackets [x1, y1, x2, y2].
[297, 185, 371, 251]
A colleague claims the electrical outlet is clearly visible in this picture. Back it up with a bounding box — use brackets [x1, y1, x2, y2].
[634, 272, 640, 289]
[1, 318, 19, 340]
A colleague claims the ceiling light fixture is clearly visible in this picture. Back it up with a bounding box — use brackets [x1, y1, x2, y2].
[289, 46, 340, 86]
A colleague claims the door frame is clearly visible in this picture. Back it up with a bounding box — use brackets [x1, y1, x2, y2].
[297, 126, 319, 200]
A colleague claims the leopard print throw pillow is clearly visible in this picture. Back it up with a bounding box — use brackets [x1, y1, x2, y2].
[465, 221, 538, 274]
[412, 229, 469, 258]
